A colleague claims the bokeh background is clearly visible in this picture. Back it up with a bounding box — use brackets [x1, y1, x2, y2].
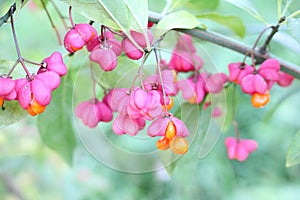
[1, 0, 300, 199]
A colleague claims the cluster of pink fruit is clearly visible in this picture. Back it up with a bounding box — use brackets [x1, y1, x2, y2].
[0, 52, 67, 116]
[63, 22, 153, 71]
[224, 58, 294, 161]
[228, 58, 294, 108]
[69, 21, 230, 155]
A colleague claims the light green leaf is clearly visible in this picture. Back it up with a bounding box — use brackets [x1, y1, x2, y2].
[286, 130, 300, 167]
[154, 10, 200, 39]
[287, 18, 300, 44]
[225, 0, 266, 24]
[157, 150, 178, 175]
[197, 13, 246, 37]
[32, 0, 50, 8]
[282, 0, 295, 16]
[0, 101, 27, 128]
[198, 101, 222, 159]
[97, 56, 140, 88]
[168, 0, 219, 13]
[221, 84, 237, 132]
[62, 0, 148, 31]
[37, 71, 77, 164]
[124, 0, 148, 30]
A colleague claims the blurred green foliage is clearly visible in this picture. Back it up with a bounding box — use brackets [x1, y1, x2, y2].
[0, 0, 300, 199]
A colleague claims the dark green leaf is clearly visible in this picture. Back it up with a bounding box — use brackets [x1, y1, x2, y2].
[154, 10, 200, 39]
[286, 130, 300, 167]
[37, 71, 77, 164]
[0, 2, 15, 27]
[197, 13, 246, 37]
[0, 0, 29, 27]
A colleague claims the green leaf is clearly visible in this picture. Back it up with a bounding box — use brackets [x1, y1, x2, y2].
[198, 101, 222, 159]
[97, 56, 140, 88]
[157, 150, 179, 175]
[169, 0, 219, 13]
[287, 18, 300, 44]
[154, 10, 200, 39]
[264, 88, 297, 123]
[62, 0, 148, 31]
[281, 0, 295, 16]
[221, 84, 237, 132]
[37, 71, 77, 164]
[197, 13, 246, 37]
[225, 0, 266, 24]
[286, 130, 300, 167]
[32, 0, 50, 8]
[0, 101, 27, 128]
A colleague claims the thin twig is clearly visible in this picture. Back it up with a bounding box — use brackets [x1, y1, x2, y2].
[40, 0, 62, 45]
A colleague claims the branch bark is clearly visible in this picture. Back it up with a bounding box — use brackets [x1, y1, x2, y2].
[148, 12, 300, 79]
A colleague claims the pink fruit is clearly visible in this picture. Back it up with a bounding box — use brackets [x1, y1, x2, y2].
[89, 47, 117, 71]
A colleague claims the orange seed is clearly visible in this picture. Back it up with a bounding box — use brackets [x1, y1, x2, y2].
[251, 91, 270, 108]
[169, 137, 189, 154]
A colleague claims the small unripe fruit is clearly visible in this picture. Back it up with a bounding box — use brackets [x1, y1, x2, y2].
[64, 29, 85, 53]
[64, 24, 98, 53]
[74, 24, 97, 43]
